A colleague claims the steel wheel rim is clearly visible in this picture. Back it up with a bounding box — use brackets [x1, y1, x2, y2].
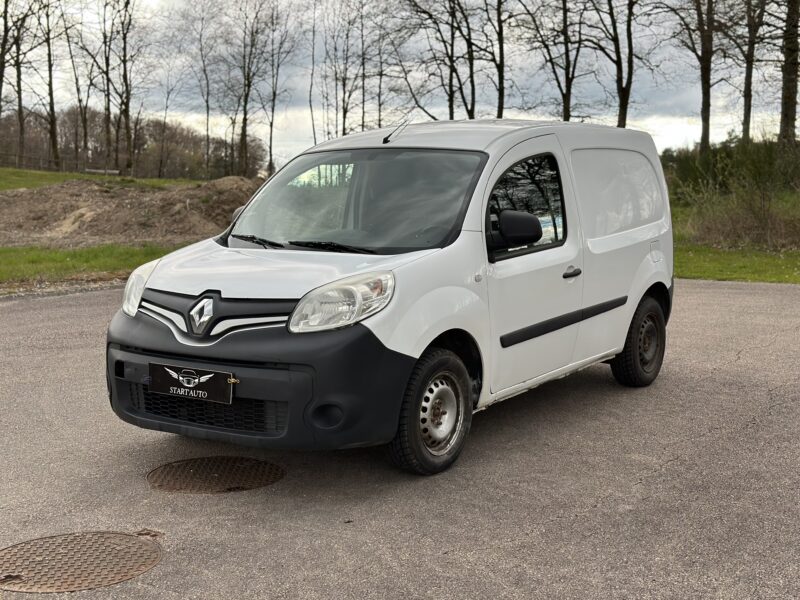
[638, 313, 661, 372]
[419, 372, 463, 456]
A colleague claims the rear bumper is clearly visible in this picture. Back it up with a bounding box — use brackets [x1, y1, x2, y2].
[106, 310, 416, 449]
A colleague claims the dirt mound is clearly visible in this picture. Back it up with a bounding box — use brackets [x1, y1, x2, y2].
[0, 176, 262, 248]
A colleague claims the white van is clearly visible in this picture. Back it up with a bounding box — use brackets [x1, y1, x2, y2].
[107, 120, 673, 474]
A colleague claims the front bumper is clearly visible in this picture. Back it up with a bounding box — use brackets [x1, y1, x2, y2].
[106, 310, 416, 449]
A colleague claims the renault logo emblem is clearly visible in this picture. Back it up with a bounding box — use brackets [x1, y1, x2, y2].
[189, 298, 214, 334]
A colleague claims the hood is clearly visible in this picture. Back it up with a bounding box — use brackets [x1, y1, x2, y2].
[145, 238, 437, 299]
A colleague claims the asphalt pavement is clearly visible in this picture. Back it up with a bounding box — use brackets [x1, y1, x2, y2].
[1, 279, 799, 599]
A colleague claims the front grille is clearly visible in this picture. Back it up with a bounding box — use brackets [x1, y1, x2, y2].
[128, 383, 287, 435]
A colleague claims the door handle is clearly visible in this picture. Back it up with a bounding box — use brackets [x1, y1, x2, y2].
[563, 266, 582, 279]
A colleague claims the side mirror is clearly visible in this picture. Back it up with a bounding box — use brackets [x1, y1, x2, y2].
[498, 210, 542, 247]
[232, 206, 245, 222]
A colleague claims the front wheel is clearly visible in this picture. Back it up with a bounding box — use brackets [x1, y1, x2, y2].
[610, 296, 666, 387]
[387, 348, 473, 475]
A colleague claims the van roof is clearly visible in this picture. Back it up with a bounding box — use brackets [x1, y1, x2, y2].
[310, 119, 647, 153]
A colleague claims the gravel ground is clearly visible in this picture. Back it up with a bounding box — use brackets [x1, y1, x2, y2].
[1, 279, 799, 599]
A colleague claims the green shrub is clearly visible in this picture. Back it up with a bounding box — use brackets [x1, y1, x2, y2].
[662, 137, 800, 250]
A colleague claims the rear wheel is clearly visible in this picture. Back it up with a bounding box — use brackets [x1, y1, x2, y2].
[387, 348, 472, 475]
[610, 296, 666, 387]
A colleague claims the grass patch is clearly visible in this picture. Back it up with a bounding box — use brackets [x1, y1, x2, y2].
[0, 167, 196, 192]
[675, 243, 800, 284]
[4, 242, 798, 288]
[0, 244, 178, 284]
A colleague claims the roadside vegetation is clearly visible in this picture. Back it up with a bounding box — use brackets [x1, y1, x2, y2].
[0, 245, 178, 285]
[0, 167, 195, 192]
[2, 147, 800, 291]
[662, 138, 800, 283]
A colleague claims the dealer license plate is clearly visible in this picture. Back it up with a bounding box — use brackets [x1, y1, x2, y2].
[148, 363, 234, 405]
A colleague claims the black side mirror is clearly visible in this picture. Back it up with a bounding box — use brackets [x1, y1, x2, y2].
[232, 206, 245, 222]
[498, 210, 542, 247]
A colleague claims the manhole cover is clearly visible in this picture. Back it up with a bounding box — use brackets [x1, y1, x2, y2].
[0, 531, 162, 593]
[147, 456, 285, 493]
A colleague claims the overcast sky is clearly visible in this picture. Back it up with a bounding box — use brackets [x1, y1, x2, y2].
[90, 0, 788, 167]
[192, 57, 780, 167]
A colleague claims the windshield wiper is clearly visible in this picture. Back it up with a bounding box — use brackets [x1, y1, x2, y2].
[230, 233, 284, 249]
[287, 240, 376, 254]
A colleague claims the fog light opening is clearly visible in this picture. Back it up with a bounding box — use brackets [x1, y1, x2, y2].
[311, 404, 345, 429]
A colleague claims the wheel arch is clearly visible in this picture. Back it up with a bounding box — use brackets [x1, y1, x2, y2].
[425, 329, 484, 408]
[642, 280, 672, 323]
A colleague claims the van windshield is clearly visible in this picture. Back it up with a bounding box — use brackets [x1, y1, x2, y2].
[228, 148, 486, 254]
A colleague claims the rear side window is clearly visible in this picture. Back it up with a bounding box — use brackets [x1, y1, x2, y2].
[571, 149, 664, 238]
[486, 153, 566, 260]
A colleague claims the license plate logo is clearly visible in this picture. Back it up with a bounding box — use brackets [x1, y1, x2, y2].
[165, 367, 213, 389]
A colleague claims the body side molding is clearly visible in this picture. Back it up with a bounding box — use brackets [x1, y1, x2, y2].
[500, 296, 628, 348]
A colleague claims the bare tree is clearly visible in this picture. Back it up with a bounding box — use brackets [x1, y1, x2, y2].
[0, 1, 10, 118]
[80, 0, 117, 170]
[516, 0, 591, 121]
[225, 0, 272, 175]
[216, 51, 243, 173]
[474, 0, 511, 117]
[717, 0, 769, 142]
[113, 0, 144, 174]
[256, 0, 297, 175]
[585, 0, 656, 127]
[31, 0, 64, 169]
[778, 0, 799, 143]
[62, 2, 96, 167]
[321, 0, 363, 136]
[180, 0, 220, 178]
[388, 31, 439, 120]
[399, 0, 480, 120]
[0, 0, 28, 119]
[307, 0, 319, 143]
[658, 0, 722, 154]
[8, 3, 34, 166]
[367, 5, 395, 127]
[153, 25, 187, 178]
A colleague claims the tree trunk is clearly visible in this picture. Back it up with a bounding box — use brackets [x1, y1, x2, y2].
[742, 42, 755, 143]
[309, 0, 318, 144]
[699, 58, 711, 153]
[698, 0, 714, 154]
[496, 0, 505, 118]
[448, 2, 455, 119]
[45, 33, 60, 170]
[617, 86, 630, 128]
[103, 87, 112, 170]
[359, 3, 366, 131]
[267, 100, 276, 176]
[15, 44, 24, 167]
[114, 112, 121, 170]
[204, 71, 211, 178]
[0, 0, 9, 120]
[239, 91, 249, 176]
[80, 103, 88, 168]
[157, 103, 168, 179]
[72, 111, 79, 167]
[779, 0, 800, 144]
[561, 0, 571, 121]
[341, 73, 348, 136]
[123, 103, 133, 174]
[618, 0, 635, 128]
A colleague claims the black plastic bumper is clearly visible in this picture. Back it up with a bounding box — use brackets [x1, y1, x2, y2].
[106, 310, 416, 449]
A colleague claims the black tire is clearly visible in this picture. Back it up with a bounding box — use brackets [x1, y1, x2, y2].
[387, 348, 473, 475]
[610, 296, 666, 387]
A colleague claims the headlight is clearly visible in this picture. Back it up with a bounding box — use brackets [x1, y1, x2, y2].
[288, 272, 395, 333]
[122, 259, 160, 317]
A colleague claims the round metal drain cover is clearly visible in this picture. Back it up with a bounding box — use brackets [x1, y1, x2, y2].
[147, 456, 285, 493]
[0, 532, 162, 593]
